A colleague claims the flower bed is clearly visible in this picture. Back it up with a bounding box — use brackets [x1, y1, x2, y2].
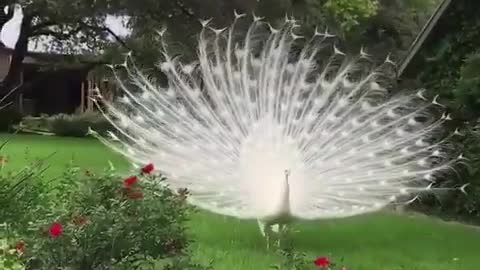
[0, 159, 210, 270]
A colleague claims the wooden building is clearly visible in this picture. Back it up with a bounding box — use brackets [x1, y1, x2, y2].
[0, 44, 115, 116]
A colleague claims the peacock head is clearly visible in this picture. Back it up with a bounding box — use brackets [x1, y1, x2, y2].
[284, 169, 290, 183]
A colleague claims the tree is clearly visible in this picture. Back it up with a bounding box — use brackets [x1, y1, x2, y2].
[107, 0, 258, 67]
[0, 0, 262, 106]
[0, 0, 442, 108]
[108, 0, 382, 69]
[252, 0, 439, 60]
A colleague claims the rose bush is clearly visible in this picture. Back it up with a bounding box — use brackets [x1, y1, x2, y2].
[0, 152, 209, 270]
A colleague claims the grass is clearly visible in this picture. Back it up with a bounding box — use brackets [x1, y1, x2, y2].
[1, 133, 480, 270]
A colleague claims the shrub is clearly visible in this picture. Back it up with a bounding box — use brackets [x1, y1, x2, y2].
[0, 247, 24, 270]
[0, 142, 53, 270]
[0, 157, 209, 270]
[18, 116, 50, 134]
[18, 112, 113, 137]
[47, 111, 113, 137]
[0, 141, 53, 230]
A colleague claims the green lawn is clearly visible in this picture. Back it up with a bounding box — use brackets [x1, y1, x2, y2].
[1, 133, 480, 270]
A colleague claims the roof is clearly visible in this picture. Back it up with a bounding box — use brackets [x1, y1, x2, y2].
[397, 0, 453, 77]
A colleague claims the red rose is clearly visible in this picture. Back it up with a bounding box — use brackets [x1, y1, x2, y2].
[48, 222, 63, 238]
[314, 256, 331, 268]
[16, 241, 25, 252]
[124, 175, 138, 187]
[141, 163, 154, 174]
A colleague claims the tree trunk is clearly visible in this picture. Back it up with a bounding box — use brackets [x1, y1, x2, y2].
[0, 15, 31, 109]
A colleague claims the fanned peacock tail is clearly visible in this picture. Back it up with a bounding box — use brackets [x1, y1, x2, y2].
[91, 13, 467, 221]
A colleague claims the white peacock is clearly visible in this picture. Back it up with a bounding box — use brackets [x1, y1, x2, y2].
[91, 13, 467, 248]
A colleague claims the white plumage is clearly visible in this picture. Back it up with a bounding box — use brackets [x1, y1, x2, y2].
[93, 14, 464, 247]
[0, 4, 23, 49]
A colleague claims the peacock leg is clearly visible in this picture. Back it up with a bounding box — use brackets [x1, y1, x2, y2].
[258, 220, 271, 249]
[277, 224, 287, 248]
[257, 220, 266, 237]
[266, 232, 270, 250]
[276, 224, 281, 248]
[265, 225, 272, 250]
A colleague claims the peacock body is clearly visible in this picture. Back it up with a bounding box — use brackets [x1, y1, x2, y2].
[93, 14, 465, 247]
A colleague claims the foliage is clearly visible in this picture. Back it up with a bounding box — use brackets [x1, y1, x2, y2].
[271, 247, 312, 270]
[47, 112, 113, 137]
[324, 0, 379, 32]
[0, 158, 52, 233]
[1, 0, 441, 92]
[455, 52, 480, 117]
[408, 0, 480, 222]
[3, 0, 126, 54]
[416, 1, 480, 115]
[271, 245, 348, 270]
[19, 112, 113, 137]
[0, 156, 209, 270]
[360, 0, 441, 55]
[0, 243, 24, 270]
[16, 115, 50, 134]
[0, 140, 52, 270]
[22, 168, 199, 269]
[108, 0, 439, 70]
[104, 0, 258, 69]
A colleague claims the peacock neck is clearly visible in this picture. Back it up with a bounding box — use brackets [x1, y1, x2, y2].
[278, 170, 291, 214]
[12, 5, 22, 18]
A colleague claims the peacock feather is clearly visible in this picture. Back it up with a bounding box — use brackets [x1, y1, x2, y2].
[91, 13, 467, 248]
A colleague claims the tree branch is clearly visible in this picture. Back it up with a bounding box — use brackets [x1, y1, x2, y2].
[105, 27, 131, 50]
[30, 20, 131, 51]
[31, 25, 83, 40]
[31, 20, 57, 32]
[174, 0, 195, 18]
[78, 21, 132, 51]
